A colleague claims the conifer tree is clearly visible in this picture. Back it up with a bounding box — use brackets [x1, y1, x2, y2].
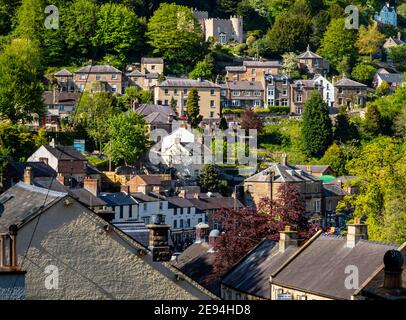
[185, 88, 202, 128]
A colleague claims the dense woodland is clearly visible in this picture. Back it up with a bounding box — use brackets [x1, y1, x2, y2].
[0, 0, 406, 246]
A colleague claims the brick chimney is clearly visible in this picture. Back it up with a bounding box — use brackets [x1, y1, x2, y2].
[23, 167, 33, 185]
[347, 218, 368, 248]
[383, 250, 404, 290]
[83, 177, 99, 196]
[56, 173, 65, 186]
[195, 223, 209, 243]
[147, 214, 171, 262]
[281, 153, 288, 166]
[0, 225, 19, 268]
[120, 185, 130, 194]
[279, 225, 298, 252]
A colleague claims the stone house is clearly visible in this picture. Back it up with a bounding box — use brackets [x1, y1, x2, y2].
[0, 182, 217, 299]
[54, 69, 75, 92]
[135, 104, 176, 133]
[334, 77, 368, 110]
[297, 46, 330, 75]
[74, 65, 124, 94]
[265, 74, 290, 108]
[289, 80, 323, 115]
[374, 3, 398, 27]
[373, 71, 404, 91]
[154, 78, 221, 120]
[126, 57, 164, 91]
[125, 174, 173, 194]
[226, 60, 282, 87]
[221, 81, 264, 109]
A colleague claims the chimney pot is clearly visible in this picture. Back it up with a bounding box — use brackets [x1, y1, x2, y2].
[383, 250, 404, 290]
[281, 153, 288, 166]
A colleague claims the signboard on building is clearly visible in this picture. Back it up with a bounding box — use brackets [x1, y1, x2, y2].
[73, 139, 85, 153]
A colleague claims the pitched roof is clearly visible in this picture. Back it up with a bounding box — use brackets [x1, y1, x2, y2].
[296, 165, 333, 175]
[243, 60, 281, 68]
[33, 177, 69, 193]
[271, 234, 398, 299]
[98, 192, 138, 206]
[167, 197, 195, 208]
[136, 174, 170, 186]
[131, 192, 159, 203]
[227, 81, 263, 91]
[335, 78, 368, 87]
[245, 163, 320, 183]
[222, 239, 298, 299]
[69, 188, 107, 207]
[141, 57, 164, 64]
[54, 69, 73, 76]
[159, 78, 220, 88]
[136, 104, 175, 116]
[145, 72, 160, 79]
[171, 242, 220, 295]
[75, 65, 122, 74]
[298, 48, 322, 59]
[187, 195, 243, 211]
[113, 221, 150, 247]
[42, 92, 81, 105]
[126, 69, 143, 77]
[225, 66, 246, 72]
[0, 182, 67, 233]
[8, 161, 56, 179]
[323, 184, 347, 197]
[43, 145, 86, 161]
[144, 112, 172, 124]
[377, 73, 404, 84]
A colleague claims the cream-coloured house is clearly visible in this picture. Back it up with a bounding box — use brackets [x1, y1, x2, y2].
[0, 182, 217, 300]
[154, 78, 221, 120]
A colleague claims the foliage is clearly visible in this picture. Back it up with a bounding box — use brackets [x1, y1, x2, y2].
[0, 38, 44, 124]
[189, 54, 215, 80]
[301, 92, 333, 158]
[268, 106, 290, 114]
[351, 63, 376, 85]
[387, 46, 406, 65]
[356, 22, 385, 59]
[319, 143, 346, 176]
[197, 164, 221, 192]
[105, 111, 149, 165]
[185, 88, 202, 128]
[118, 86, 153, 110]
[364, 103, 382, 137]
[281, 52, 299, 76]
[334, 106, 359, 143]
[240, 108, 263, 132]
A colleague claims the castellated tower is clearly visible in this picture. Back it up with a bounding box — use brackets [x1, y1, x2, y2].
[230, 16, 244, 43]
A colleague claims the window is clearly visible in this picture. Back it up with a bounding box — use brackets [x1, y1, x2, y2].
[268, 89, 274, 96]
[221, 90, 227, 96]
[326, 92, 330, 99]
[254, 91, 261, 96]
[159, 202, 163, 210]
[327, 200, 332, 211]
[174, 208, 177, 215]
[243, 90, 250, 96]
[111, 85, 117, 92]
[296, 94, 302, 103]
[281, 99, 288, 106]
[96, 74, 101, 81]
[357, 88, 361, 94]
[59, 105, 65, 111]
[173, 220, 177, 228]
[338, 88, 343, 94]
[164, 100, 168, 105]
[198, 218, 203, 223]
[210, 89, 215, 95]
[282, 89, 288, 96]
[129, 205, 132, 218]
[119, 206, 123, 219]
[283, 79, 288, 85]
[80, 74, 86, 80]
[164, 89, 169, 95]
[338, 98, 343, 105]
[232, 91, 240, 96]
[314, 199, 321, 212]
[254, 100, 261, 107]
[180, 219, 184, 228]
[219, 34, 227, 44]
[186, 219, 191, 228]
[268, 99, 274, 106]
[187, 208, 190, 214]
[268, 78, 273, 85]
[174, 89, 178, 95]
[252, 69, 256, 75]
[183, 99, 187, 106]
[112, 74, 117, 80]
[184, 89, 187, 94]
[210, 100, 215, 107]
[231, 100, 240, 107]
[210, 111, 214, 118]
[151, 65, 155, 70]
[143, 203, 147, 211]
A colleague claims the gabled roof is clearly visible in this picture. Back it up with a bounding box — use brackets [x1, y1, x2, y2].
[131, 192, 160, 203]
[298, 46, 322, 59]
[42, 92, 81, 105]
[245, 163, 320, 183]
[227, 81, 263, 91]
[293, 79, 319, 88]
[33, 177, 69, 193]
[141, 57, 164, 64]
[144, 112, 172, 124]
[159, 78, 220, 89]
[69, 188, 107, 207]
[98, 192, 137, 206]
[75, 65, 122, 74]
[136, 104, 176, 117]
[377, 73, 404, 84]
[54, 69, 73, 76]
[135, 174, 170, 186]
[271, 234, 398, 299]
[126, 69, 143, 77]
[167, 197, 195, 208]
[7, 161, 56, 178]
[335, 77, 368, 87]
[296, 165, 333, 175]
[145, 72, 160, 79]
[0, 182, 67, 233]
[243, 60, 281, 68]
[323, 184, 347, 197]
[222, 239, 297, 299]
[42, 145, 86, 161]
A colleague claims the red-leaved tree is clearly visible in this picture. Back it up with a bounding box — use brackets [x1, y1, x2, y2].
[212, 183, 319, 277]
[240, 108, 263, 132]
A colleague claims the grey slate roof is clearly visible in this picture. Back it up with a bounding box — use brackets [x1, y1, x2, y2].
[271, 234, 398, 299]
[141, 57, 164, 64]
[227, 81, 263, 91]
[33, 178, 69, 193]
[69, 188, 107, 207]
[136, 104, 176, 117]
[225, 66, 246, 72]
[144, 112, 172, 124]
[126, 69, 143, 77]
[243, 60, 281, 68]
[113, 221, 150, 247]
[378, 73, 404, 84]
[0, 182, 67, 233]
[75, 65, 122, 74]
[323, 184, 347, 197]
[145, 72, 159, 79]
[167, 197, 195, 208]
[54, 69, 73, 76]
[98, 192, 138, 206]
[298, 48, 322, 59]
[293, 79, 319, 88]
[8, 162, 56, 178]
[131, 192, 159, 203]
[159, 78, 220, 88]
[42, 92, 81, 105]
[43, 145, 86, 161]
[245, 163, 320, 183]
[335, 78, 367, 87]
[222, 240, 298, 299]
[296, 165, 332, 175]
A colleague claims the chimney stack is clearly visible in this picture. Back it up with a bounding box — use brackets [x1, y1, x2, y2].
[147, 214, 171, 262]
[208, 229, 220, 251]
[383, 250, 404, 290]
[49, 138, 56, 148]
[195, 223, 209, 243]
[23, 167, 33, 185]
[281, 153, 288, 166]
[347, 218, 368, 248]
[120, 185, 130, 194]
[0, 225, 19, 269]
[56, 173, 65, 186]
[279, 225, 298, 252]
[84, 177, 99, 196]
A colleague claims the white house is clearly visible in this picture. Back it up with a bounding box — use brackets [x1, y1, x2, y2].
[374, 3, 397, 27]
[313, 74, 335, 109]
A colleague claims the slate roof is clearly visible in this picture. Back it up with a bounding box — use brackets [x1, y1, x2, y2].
[245, 163, 320, 183]
[0, 182, 67, 233]
[159, 78, 220, 88]
[126, 69, 143, 77]
[69, 188, 107, 207]
[222, 239, 298, 299]
[187, 195, 243, 211]
[296, 165, 333, 175]
[167, 197, 195, 208]
[266, 74, 290, 81]
[293, 79, 319, 88]
[8, 162, 56, 179]
[227, 81, 263, 91]
[243, 60, 281, 68]
[43, 145, 86, 161]
[171, 242, 220, 295]
[136, 174, 170, 186]
[98, 192, 138, 206]
[113, 221, 150, 247]
[131, 192, 159, 203]
[335, 78, 367, 87]
[323, 184, 347, 197]
[325, 175, 358, 186]
[141, 57, 164, 64]
[271, 234, 398, 299]
[298, 48, 322, 59]
[145, 72, 159, 79]
[54, 69, 73, 76]
[75, 65, 122, 74]
[42, 92, 81, 105]
[377, 73, 404, 84]
[33, 178, 69, 193]
[136, 104, 176, 117]
[225, 66, 246, 72]
[144, 112, 172, 124]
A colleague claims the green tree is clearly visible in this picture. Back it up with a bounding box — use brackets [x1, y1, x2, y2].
[185, 88, 202, 128]
[356, 21, 385, 60]
[0, 0, 18, 35]
[281, 52, 299, 76]
[364, 103, 382, 137]
[74, 92, 118, 151]
[170, 96, 178, 116]
[147, 3, 205, 75]
[319, 143, 347, 176]
[318, 18, 357, 72]
[189, 54, 215, 80]
[351, 63, 377, 85]
[0, 38, 44, 124]
[34, 128, 48, 148]
[334, 106, 359, 143]
[265, 13, 311, 55]
[388, 46, 406, 65]
[301, 92, 333, 158]
[13, 0, 44, 43]
[197, 164, 221, 192]
[92, 3, 145, 65]
[376, 80, 390, 96]
[106, 111, 149, 165]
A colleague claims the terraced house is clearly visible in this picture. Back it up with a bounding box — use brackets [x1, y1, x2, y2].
[220, 80, 264, 109]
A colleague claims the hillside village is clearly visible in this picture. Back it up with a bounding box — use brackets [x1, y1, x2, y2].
[0, 0, 406, 301]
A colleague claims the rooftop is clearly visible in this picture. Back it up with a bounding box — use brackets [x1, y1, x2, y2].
[242, 60, 281, 68]
[245, 163, 320, 183]
[159, 78, 220, 89]
[297, 46, 323, 59]
[377, 73, 404, 84]
[54, 69, 73, 76]
[75, 65, 122, 74]
[42, 91, 81, 106]
[335, 77, 367, 87]
[43, 145, 86, 161]
[227, 81, 263, 91]
[141, 57, 164, 64]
